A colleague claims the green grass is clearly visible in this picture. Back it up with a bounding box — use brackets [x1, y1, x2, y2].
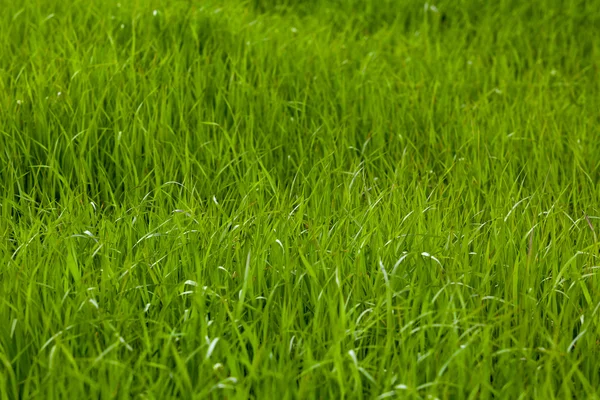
[1, 0, 599, 398]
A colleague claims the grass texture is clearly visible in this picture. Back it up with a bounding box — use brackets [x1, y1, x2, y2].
[1, 0, 599, 398]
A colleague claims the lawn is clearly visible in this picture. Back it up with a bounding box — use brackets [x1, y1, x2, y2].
[1, 0, 599, 398]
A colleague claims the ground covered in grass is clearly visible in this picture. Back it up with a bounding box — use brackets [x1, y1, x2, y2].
[1, 0, 599, 398]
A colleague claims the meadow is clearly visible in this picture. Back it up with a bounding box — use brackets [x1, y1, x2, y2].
[1, 0, 599, 398]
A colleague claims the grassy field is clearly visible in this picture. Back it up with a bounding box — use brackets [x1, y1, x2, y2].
[1, 0, 599, 398]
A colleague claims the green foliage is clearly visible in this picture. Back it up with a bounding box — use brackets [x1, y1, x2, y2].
[1, 0, 599, 398]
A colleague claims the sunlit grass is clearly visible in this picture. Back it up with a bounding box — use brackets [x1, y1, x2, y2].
[1, 0, 599, 398]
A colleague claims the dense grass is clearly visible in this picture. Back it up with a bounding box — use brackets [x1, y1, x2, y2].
[1, 0, 599, 398]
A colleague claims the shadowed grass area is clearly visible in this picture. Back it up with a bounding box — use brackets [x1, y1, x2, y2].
[1, 0, 599, 398]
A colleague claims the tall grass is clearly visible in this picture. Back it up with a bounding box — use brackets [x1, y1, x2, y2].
[1, 0, 599, 398]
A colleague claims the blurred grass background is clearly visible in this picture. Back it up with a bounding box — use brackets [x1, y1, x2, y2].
[1, 0, 599, 398]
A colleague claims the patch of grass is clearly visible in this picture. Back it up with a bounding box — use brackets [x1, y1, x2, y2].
[1, 0, 599, 398]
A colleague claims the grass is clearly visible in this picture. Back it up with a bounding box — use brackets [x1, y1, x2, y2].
[1, 0, 599, 398]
